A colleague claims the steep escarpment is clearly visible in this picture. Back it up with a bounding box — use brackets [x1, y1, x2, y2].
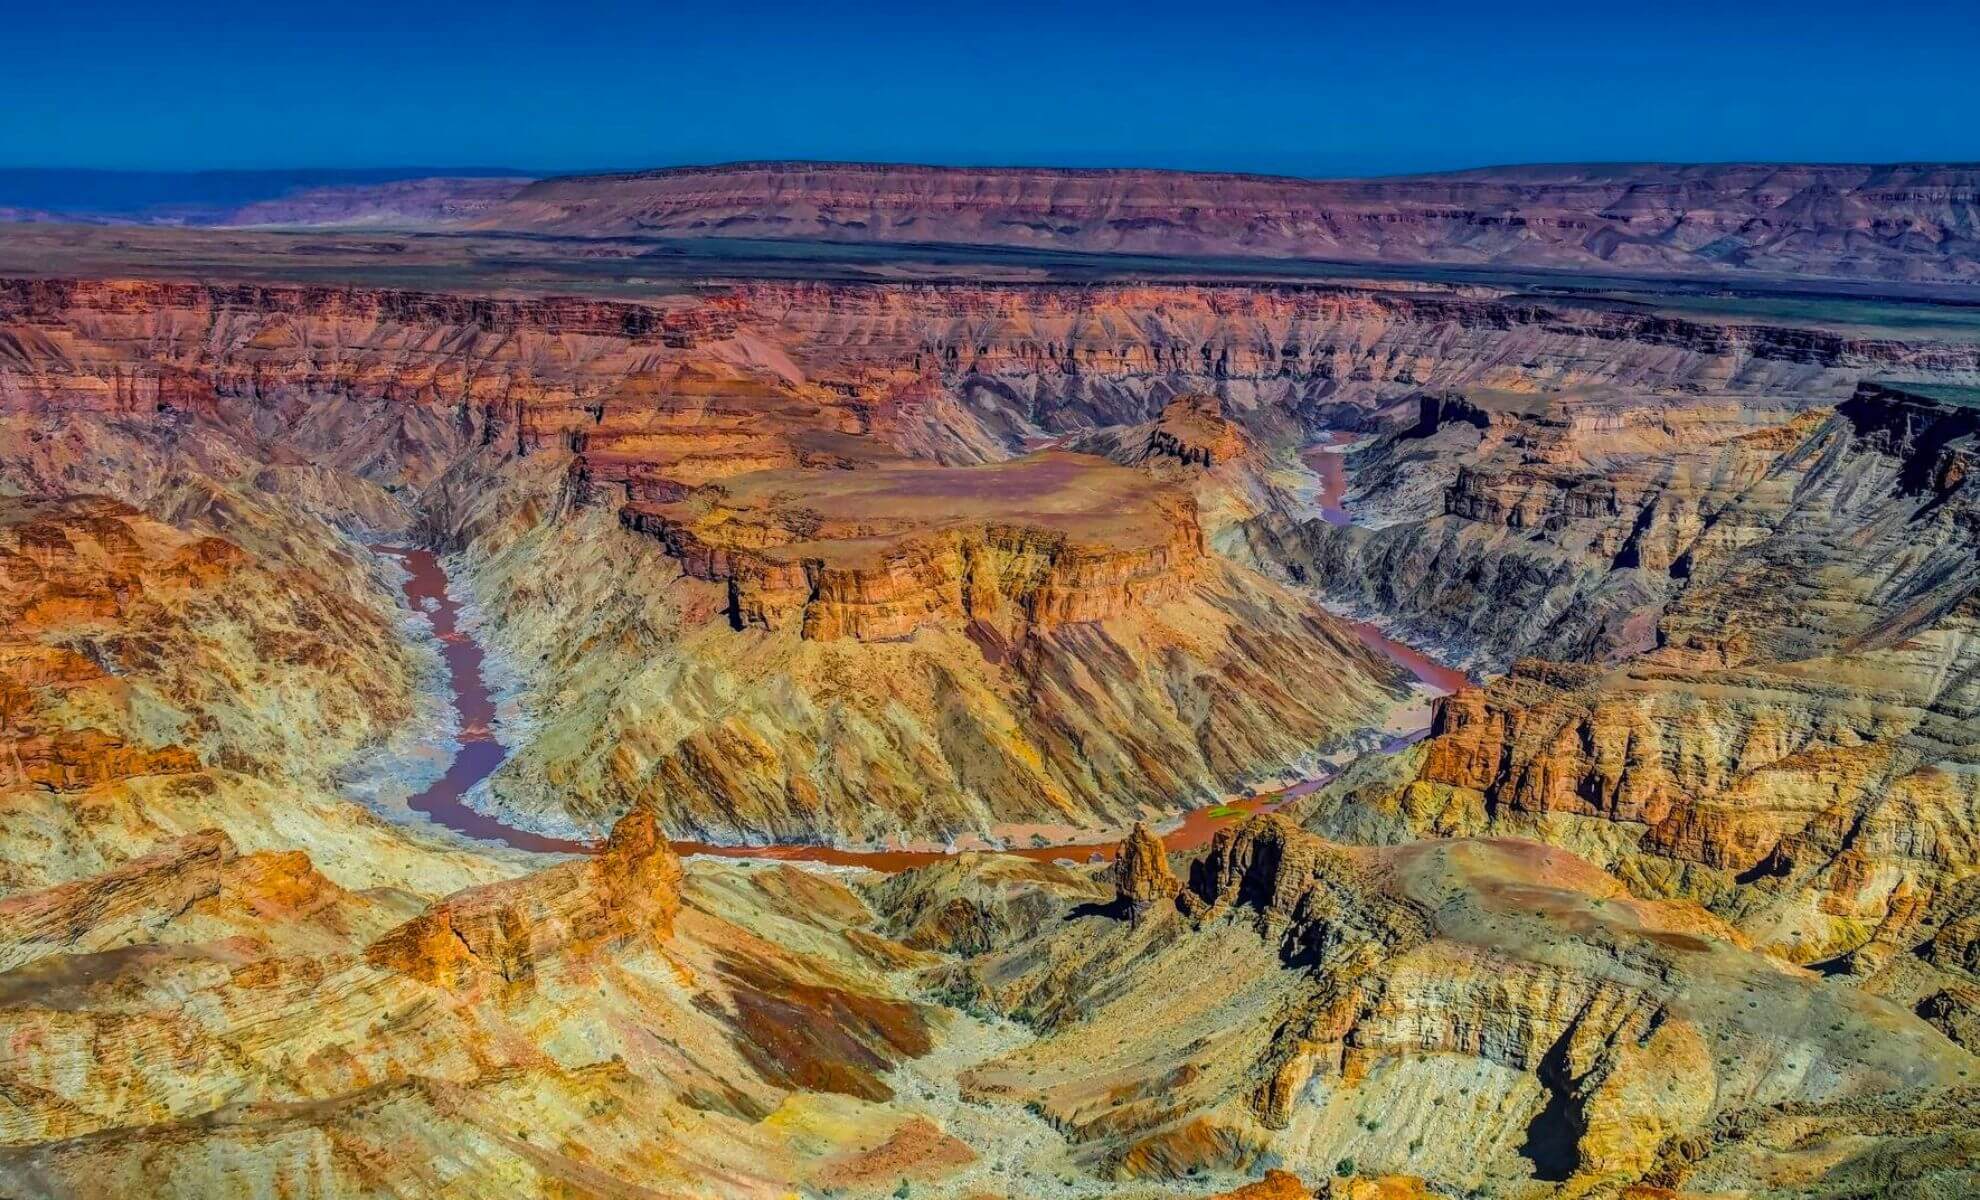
[714, 280, 1980, 449]
[481, 160, 1980, 284]
[901, 817, 1977, 1195]
[1305, 385, 1980, 998]
[451, 473, 1403, 846]
[1244, 389, 1828, 667]
[1066, 394, 1290, 533]
[3, 276, 1438, 847]
[7, 223, 1980, 1199]
[0, 485, 545, 926]
[0, 807, 999, 1198]
[0, 277, 741, 492]
[9, 272, 1977, 854]
[621, 451, 1207, 641]
[0, 495, 415, 804]
[9, 276, 1972, 499]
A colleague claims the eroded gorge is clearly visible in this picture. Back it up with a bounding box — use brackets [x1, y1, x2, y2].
[3, 198, 1979, 1199]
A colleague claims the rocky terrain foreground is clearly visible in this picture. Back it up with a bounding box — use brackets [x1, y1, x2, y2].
[1, 202, 1978, 1198]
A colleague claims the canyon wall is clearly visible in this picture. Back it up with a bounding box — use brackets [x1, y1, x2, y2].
[1284, 384, 1980, 1027]
[5, 276, 1452, 844]
[7, 273, 1978, 847]
[4, 245, 1980, 1197]
[11, 276, 1970, 494]
[482, 160, 1980, 283]
[907, 817, 1978, 1193]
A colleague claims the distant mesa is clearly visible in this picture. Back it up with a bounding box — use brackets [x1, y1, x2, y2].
[6, 159, 1978, 284]
[474, 159, 1980, 284]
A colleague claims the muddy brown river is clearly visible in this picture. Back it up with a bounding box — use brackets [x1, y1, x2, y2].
[375, 443, 1468, 868]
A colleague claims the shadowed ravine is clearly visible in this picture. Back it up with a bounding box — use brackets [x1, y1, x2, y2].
[376, 452, 1469, 867]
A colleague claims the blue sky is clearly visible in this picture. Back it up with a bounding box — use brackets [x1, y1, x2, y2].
[5, 0, 1975, 175]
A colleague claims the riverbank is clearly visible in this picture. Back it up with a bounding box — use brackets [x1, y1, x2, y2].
[365, 548, 1468, 873]
[373, 547, 593, 855]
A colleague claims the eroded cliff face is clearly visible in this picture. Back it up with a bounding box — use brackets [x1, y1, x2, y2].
[449, 474, 1402, 846]
[1244, 389, 1832, 667]
[7, 272, 1978, 850]
[1284, 387, 1980, 1013]
[5, 253, 1980, 1199]
[712, 279, 1980, 448]
[621, 451, 1208, 641]
[0, 495, 415, 808]
[0, 482, 1028, 1198]
[479, 161, 1980, 284]
[900, 817, 1977, 1195]
[1064, 393, 1293, 535]
[9, 275, 1969, 493]
[0, 807, 1004, 1197]
[0, 277, 1426, 843]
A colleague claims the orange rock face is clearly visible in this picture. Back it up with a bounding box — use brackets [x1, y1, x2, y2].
[365, 807, 681, 990]
[0, 498, 236, 792]
[7, 228, 1980, 1200]
[622, 451, 1206, 640]
[13, 275, 1971, 509]
[1312, 382, 1980, 983]
[0, 494, 416, 808]
[1208, 1167, 1315, 1199]
[1111, 822, 1180, 906]
[1142, 394, 1254, 468]
[937, 813, 1974, 1193]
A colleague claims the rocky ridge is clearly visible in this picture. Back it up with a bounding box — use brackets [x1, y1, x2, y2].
[1272, 383, 1980, 1068]
[480, 161, 1980, 284]
[901, 817, 1977, 1195]
[5, 247, 1980, 1199]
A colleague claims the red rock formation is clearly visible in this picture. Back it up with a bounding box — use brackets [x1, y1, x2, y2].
[365, 807, 680, 991]
[9, 276, 1972, 503]
[621, 451, 1206, 640]
[0, 495, 414, 800]
[1139, 395, 1253, 468]
[1207, 1170, 1314, 1200]
[1111, 823, 1180, 906]
[942, 815, 1973, 1191]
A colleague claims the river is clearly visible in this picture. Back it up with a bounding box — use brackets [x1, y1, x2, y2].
[376, 547, 593, 855]
[1301, 430, 1356, 526]
[372, 434, 1467, 868]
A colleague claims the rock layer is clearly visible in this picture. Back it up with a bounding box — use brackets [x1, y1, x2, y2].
[480, 161, 1980, 284]
[1282, 384, 1980, 1006]
[917, 815, 1978, 1194]
[621, 451, 1206, 640]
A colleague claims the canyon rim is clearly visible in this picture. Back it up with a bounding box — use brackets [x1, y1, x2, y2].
[4, 7, 1980, 1197]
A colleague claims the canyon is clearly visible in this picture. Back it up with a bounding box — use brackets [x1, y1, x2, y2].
[2, 170, 1979, 1199]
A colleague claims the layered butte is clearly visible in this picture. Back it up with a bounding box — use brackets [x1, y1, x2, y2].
[621, 451, 1204, 640]
[6, 274, 1463, 846]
